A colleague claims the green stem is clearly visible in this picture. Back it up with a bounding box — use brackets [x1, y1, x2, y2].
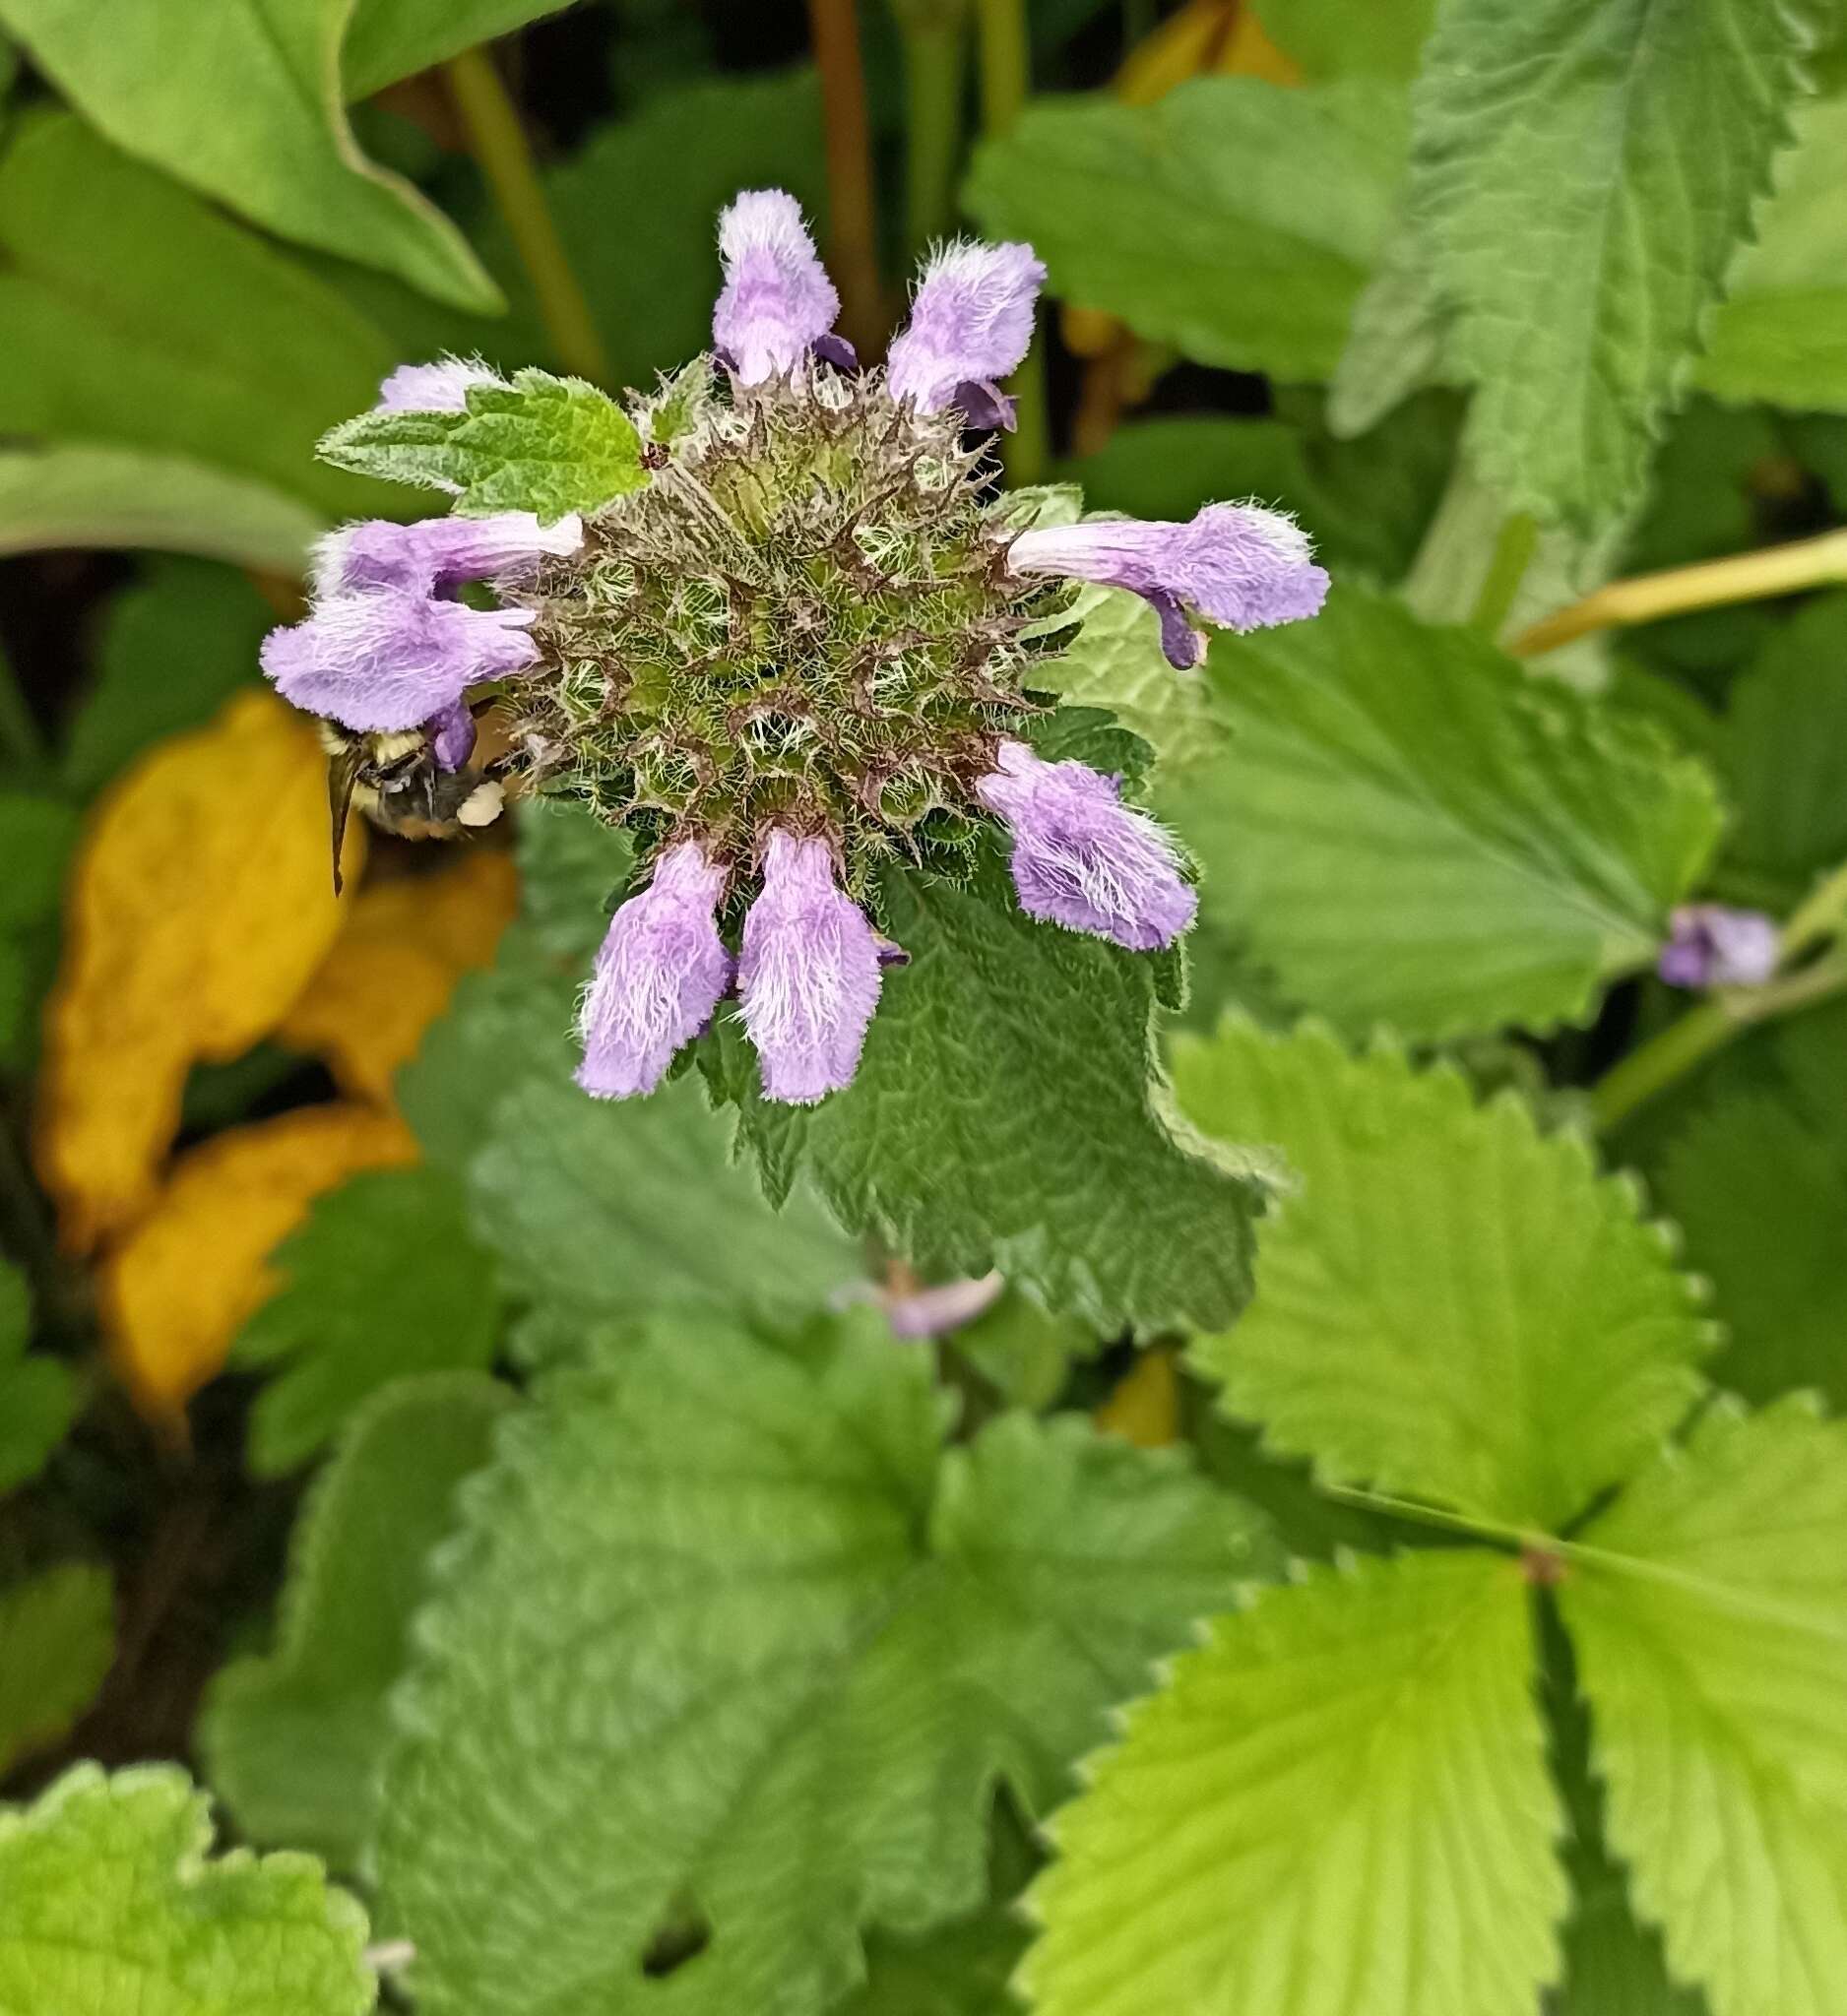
[1469, 512, 1538, 638]
[807, 0, 887, 358]
[975, 0, 1048, 484]
[0, 636, 50, 780]
[899, 13, 968, 264]
[1591, 949, 1847, 1133]
[445, 47, 608, 386]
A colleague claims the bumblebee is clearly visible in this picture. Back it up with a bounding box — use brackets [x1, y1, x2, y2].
[319, 718, 506, 894]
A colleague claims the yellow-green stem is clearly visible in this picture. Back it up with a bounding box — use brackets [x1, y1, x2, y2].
[976, 0, 1048, 483]
[1513, 527, 1847, 657]
[445, 47, 608, 386]
[900, 13, 968, 263]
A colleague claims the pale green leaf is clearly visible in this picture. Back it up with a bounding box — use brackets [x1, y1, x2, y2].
[1560, 1398, 1847, 2016]
[201, 1372, 509, 1867]
[1657, 1093, 1847, 1410]
[0, 1261, 76, 1497]
[1172, 586, 1724, 1040]
[319, 368, 646, 523]
[1032, 584, 1227, 776]
[376, 1314, 1273, 2016]
[1251, 0, 1434, 77]
[0, 0, 500, 311]
[0, 1563, 113, 1776]
[1410, 0, 1814, 527]
[724, 850, 1261, 1336]
[1326, 220, 1456, 439]
[399, 925, 861, 1337]
[66, 560, 270, 795]
[963, 77, 1406, 382]
[233, 1168, 504, 1477]
[0, 115, 398, 521]
[1718, 593, 1847, 904]
[0, 1763, 372, 2015]
[1700, 97, 1847, 411]
[0, 443, 325, 572]
[342, 0, 575, 98]
[1019, 1549, 1566, 2016]
[1175, 1019, 1712, 1530]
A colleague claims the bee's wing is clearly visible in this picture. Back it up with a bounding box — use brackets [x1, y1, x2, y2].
[326, 745, 363, 896]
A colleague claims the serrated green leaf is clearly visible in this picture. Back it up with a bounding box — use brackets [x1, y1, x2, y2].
[400, 925, 861, 1338]
[1656, 1093, 1847, 1410]
[0, 793, 77, 933]
[1031, 583, 1227, 776]
[201, 1372, 508, 1868]
[232, 1168, 504, 1477]
[846, 1906, 1029, 2016]
[1175, 1019, 1711, 1530]
[65, 559, 269, 795]
[1409, 0, 1813, 529]
[1699, 96, 1847, 412]
[1326, 218, 1456, 439]
[0, 1261, 76, 1497]
[0, 115, 398, 522]
[0, 1563, 113, 1775]
[724, 850, 1261, 1336]
[1020, 1549, 1566, 2016]
[1172, 586, 1723, 1040]
[319, 368, 646, 523]
[1560, 1398, 1847, 2016]
[0, 442, 325, 571]
[376, 1314, 1273, 2016]
[0, 0, 500, 311]
[0, 1763, 372, 2015]
[1718, 593, 1847, 904]
[963, 77, 1406, 382]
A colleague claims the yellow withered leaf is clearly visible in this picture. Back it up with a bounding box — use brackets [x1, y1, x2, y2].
[277, 850, 519, 1104]
[1094, 1347, 1180, 1449]
[36, 690, 361, 1250]
[99, 1103, 417, 1421]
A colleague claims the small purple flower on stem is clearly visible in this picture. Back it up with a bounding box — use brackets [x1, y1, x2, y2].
[712, 190, 841, 386]
[1008, 503, 1330, 668]
[374, 357, 505, 413]
[261, 593, 539, 733]
[834, 1269, 1005, 1340]
[313, 512, 584, 598]
[886, 240, 1047, 428]
[977, 739, 1195, 951]
[739, 831, 883, 1103]
[577, 843, 733, 1100]
[1658, 905, 1781, 989]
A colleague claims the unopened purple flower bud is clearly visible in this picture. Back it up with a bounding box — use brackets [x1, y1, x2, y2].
[576, 843, 732, 1100]
[739, 831, 883, 1103]
[977, 739, 1195, 951]
[1658, 905, 1781, 989]
[261, 593, 539, 733]
[712, 190, 841, 386]
[1009, 503, 1329, 667]
[313, 512, 584, 598]
[886, 240, 1046, 424]
[425, 700, 478, 774]
[885, 1271, 1005, 1340]
[374, 357, 505, 413]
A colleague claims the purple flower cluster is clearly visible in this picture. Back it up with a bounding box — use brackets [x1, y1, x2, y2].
[261, 189, 1330, 1104]
[1658, 905, 1781, 990]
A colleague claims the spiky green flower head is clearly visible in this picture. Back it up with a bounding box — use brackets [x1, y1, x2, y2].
[265, 192, 1330, 1103]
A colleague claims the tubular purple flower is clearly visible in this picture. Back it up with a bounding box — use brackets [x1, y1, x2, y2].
[1658, 905, 1781, 989]
[374, 357, 505, 412]
[425, 700, 478, 774]
[576, 843, 732, 1100]
[260, 592, 539, 733]
[739, 831, 883, 1103]
[1008, 503, 1330, 667]
[312, 512, 584, 598]
[886, 240, 1046, 425]
[712, 190, 841, 386]
[977, 740, 1195, 951]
